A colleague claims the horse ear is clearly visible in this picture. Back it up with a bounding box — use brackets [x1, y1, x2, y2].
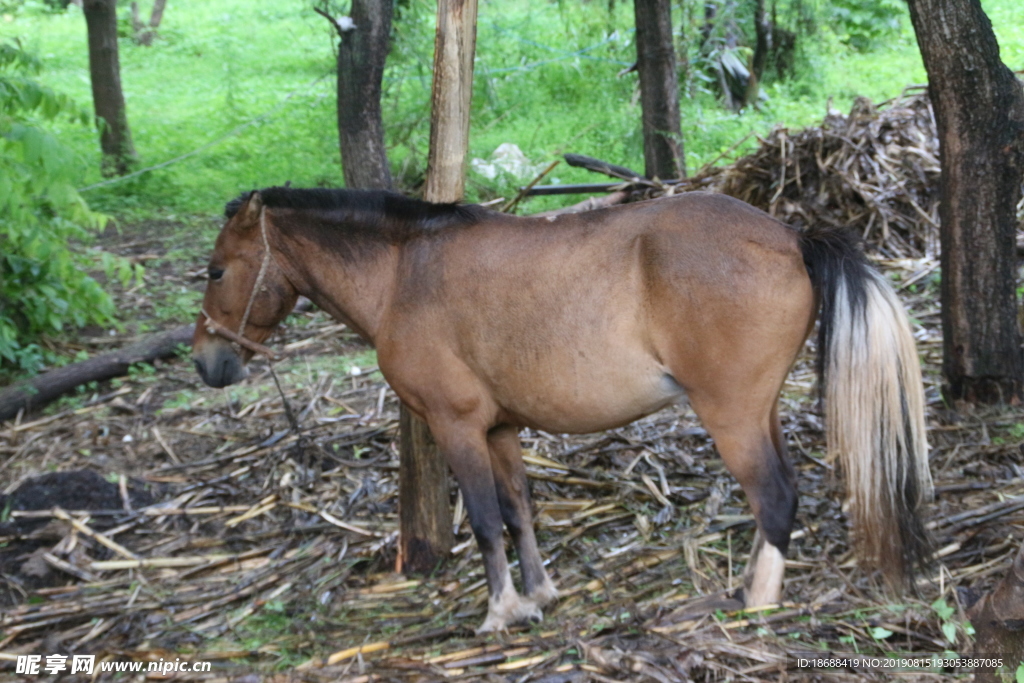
[239, 191, 263, 230]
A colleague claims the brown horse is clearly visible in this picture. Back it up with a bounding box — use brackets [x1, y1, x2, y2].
[192, 187, 932, 632]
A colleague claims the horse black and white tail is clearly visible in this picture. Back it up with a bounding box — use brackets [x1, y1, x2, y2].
[801, 226, 932, 583]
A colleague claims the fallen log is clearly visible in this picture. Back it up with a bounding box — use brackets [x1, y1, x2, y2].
[0, 325, 194, 422]
[0, 299, 319, 423]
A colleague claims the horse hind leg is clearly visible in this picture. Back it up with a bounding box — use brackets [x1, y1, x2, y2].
[487, 425, 558, 606]
[694, 398, 796, 607]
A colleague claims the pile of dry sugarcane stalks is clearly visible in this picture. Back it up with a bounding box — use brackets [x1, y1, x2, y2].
[646, 89, 943, 259]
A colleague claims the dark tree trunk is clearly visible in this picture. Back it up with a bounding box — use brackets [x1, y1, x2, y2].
[699, 1, 716, 50]
[968, 544, 1024, 683]
[743, 0, 770, 107]
[634, 0, 685, 180]
[337, 0, 393, 190]
[83, 0, 136, 177]
[906, 0, 1024, 404]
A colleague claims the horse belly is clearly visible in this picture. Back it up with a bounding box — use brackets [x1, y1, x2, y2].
[493, 360, 686, 434]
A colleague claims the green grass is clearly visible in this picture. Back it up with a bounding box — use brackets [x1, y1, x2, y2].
[1, 0, 1021, 219]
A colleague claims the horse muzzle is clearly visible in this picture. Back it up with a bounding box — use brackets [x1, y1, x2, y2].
[193, 341, 248, 388]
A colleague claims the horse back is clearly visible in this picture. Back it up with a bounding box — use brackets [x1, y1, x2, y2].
[379, 193, 815, 433]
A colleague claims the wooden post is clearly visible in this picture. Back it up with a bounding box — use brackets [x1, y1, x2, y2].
[397, 407, 452, 573]
[397, 0, 478, 575]
[423, 0, 478, 202]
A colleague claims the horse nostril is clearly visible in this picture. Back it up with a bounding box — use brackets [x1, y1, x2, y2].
[217, 355, 231, 382]
[193, 358, 206, 379]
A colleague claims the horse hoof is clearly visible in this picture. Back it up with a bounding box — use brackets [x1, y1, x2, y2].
[514, 597, 543, 625]
[476, 594, 542, 634]
[528, 579, 559, 608]
[475, 617, 507, 635]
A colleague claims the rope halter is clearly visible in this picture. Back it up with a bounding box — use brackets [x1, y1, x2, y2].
[200, 207, 283, 361]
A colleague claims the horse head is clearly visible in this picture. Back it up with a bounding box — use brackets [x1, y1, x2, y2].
[192, 191, 298, 387]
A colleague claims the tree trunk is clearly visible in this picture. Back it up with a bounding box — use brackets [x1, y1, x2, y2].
[149, 0, 166, 29]
[968, 543, 1024, 683]
[743, 0, 770, 108]
[83, 0, 137, 177]
[131, 0, 167, 45]
[699, 1, 716, 50]
[906, 0, 1024, 404]
[130, 2, 144, 35]
[316, 0, 453, 575]
[634, 0, 685, 180]
[337, 0, 393, 190]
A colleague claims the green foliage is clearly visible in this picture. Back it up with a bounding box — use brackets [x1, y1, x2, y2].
[0, 0, 1019, 223]
[868, 625, 893, 640]
[930, 596, 974, 648]
[0, 0, 70, 17]
[0, 39, 136, 371]
[829, 0, 904, 51]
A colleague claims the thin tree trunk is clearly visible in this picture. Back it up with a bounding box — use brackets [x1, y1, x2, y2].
[906, 0, 1024, 404]
[129, 0, 166, 46]
[744, 0, 770, 107]
[149, 0, 166, 29]
[130, 2, 144, 35]
[337, 0, 393, 190]
[699, 1, 715, 50]
[634, 0, 685, 180]
[83, 0, 137, 176]
[317, 0, 453, 575]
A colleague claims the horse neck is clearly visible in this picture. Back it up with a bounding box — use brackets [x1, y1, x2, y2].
[270, 218, 398, 344]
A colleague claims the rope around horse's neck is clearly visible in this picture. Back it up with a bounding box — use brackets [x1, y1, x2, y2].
[237, 207, 275, 343]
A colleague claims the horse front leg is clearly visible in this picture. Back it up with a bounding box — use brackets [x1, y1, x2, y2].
[487, 425, 558, 607]
[430, 421, 542, 633]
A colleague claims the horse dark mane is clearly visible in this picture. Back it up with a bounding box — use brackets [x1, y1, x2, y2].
[224, 187, 489, 246]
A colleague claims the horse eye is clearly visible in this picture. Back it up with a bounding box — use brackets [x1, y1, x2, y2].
[208, 267, 224, 281]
